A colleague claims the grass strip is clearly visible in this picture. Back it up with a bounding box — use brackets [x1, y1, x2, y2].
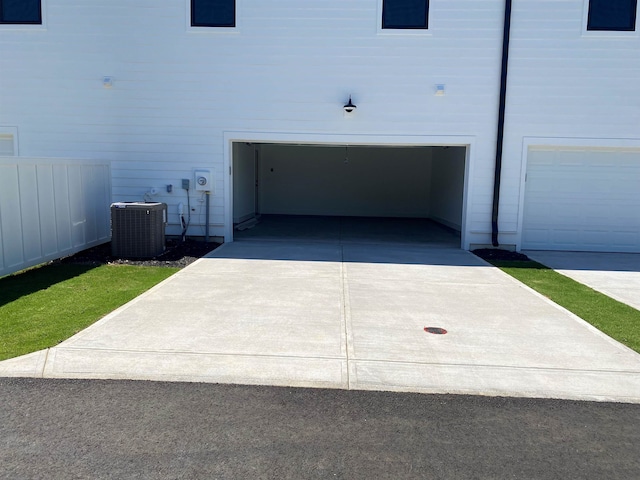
[488, 259, 640, 354]
[0, 264, 178, 361]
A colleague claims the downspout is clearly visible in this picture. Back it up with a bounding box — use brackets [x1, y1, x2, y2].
[492, 0, 513, 247]
[205, 191, 210, 243]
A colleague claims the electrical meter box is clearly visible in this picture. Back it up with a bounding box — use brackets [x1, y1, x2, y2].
[194, 170, 212, 192]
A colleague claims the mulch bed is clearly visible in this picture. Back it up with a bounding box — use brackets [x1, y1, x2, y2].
[472, 248, 530, 262]
[60, 242, 527, 268]
[58, 239, 220, 269]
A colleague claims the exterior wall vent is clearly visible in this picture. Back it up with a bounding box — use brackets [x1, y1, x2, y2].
[110, 202, 167, 258]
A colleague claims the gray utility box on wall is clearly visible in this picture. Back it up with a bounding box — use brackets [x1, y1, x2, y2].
[111, 202, 167, 258]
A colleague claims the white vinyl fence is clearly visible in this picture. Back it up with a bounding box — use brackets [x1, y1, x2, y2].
[0, 157, 111, 278]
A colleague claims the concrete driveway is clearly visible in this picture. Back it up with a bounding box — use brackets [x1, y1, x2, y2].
[2, 238, 640, 403]
[525, 250, 640, 311]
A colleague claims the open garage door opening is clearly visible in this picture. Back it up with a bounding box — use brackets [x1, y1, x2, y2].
[231, 143, 467, 247]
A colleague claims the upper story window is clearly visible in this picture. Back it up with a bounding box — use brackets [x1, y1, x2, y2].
[382, 0, 429, 30]
[191, 0, 235, 28]
[587, 0, 637, 31]
[0, 0, 42, 24]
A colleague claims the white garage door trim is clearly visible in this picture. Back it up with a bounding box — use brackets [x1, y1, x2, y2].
[223, 131, 475, 248]
[521, 143, 640, 253]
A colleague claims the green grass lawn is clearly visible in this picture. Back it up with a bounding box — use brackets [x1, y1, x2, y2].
[0, 263, 178, 361]
[489, 259, 640, 354]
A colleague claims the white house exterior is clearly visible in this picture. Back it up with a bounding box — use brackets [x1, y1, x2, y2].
[1, 0, 639, 252]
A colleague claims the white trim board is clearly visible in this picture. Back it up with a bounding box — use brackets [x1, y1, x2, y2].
[223, 131, 476, 247]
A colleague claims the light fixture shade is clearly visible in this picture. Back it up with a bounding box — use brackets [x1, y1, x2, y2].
[343, 96, 357, 113]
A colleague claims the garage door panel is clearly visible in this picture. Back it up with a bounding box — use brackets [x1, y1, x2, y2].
[612, 232, 638, 249]
[551, 229, 580, 247]
[522, 228, 550, 247]
[585, 205, 610, 219]
[587, 151, 619, 167]
[527, 149, 554, 165]
[582, 230, 611, 248]
[523, 199, 552, 220]
[555, 150, 585, 166]
[613, 178, 638, 195]
[612, 210, 639, 225]
[523, 147, 640, 253]
[525, 178, 554, 194]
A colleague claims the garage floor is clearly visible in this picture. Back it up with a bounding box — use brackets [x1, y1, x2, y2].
[235, 215, 461, 246]
[2, 218, 640, 402]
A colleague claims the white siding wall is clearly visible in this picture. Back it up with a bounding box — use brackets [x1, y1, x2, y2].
[0, 0, 505, 247]
[0, 157, 111, 278]
[503, 0, 640, 248]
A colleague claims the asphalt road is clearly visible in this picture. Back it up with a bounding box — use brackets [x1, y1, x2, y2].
[2, 378, 639, 479]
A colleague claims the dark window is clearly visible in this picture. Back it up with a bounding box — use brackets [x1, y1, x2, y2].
[0, 0, 42, 24]
[382, 0, 429, 29]
[191, 0, 235, 28]
[587, 0, 637, 31]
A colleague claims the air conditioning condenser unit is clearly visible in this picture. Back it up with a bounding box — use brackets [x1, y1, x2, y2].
[110, 202, 167, 258]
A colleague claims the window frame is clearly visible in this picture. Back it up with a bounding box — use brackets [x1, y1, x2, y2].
[0, 127, 19, 156]
[0, 0, 45, 28]
[0, 0, 45, 29]
[377, 0, 431, 35]
[189, 0, 237, 30]
[583, 0, 639, 36]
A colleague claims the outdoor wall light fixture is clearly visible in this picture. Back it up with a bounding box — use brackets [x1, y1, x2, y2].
[343, 96, 357, 113]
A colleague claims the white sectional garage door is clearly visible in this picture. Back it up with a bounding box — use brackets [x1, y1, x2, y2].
[522, 147, 640, 253]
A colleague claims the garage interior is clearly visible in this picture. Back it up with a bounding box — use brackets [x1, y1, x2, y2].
[232, 143, 466, 246]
